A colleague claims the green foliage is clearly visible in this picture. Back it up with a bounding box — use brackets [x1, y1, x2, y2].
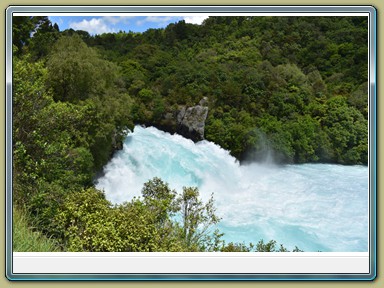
[54, 187, 162, 252]
[13, 206, 60, 252]
[123, 16, 367, 165]
[142, 177, 178, 224]
[46, 35, 118, 102]
[84, 95, 133, 171]
[12, 16, 52, 54]
[28, 18, 60, 60]
[113, 199, 182, 252]
[131, 89, 165, 124]
[255, 239, 284, 252]
[221, 240, 303, 252]
[140, 178, 222, 251]
[13, 55, 95, 193]
[221, 242, 254, 252]
[13, 36, 134, 249]
[176, 187, 221, 251]
[15, 16, 368, 165]
[54, 187, 119, 251]
[322, 96, 368, 164]
[51, 179, 221, 252]
[285, 114, 320, 163]
[120, 59, 147, 92]
[254, 115, 295, 163]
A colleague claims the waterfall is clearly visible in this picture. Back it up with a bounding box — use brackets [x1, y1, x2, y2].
[96, 126, 368, 252]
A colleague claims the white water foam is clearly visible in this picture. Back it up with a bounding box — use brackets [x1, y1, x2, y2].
[95, 126, 368, 252]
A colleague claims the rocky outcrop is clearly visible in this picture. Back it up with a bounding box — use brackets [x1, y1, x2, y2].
[177, 104, 208, 142]
[158, 97, 209, 142]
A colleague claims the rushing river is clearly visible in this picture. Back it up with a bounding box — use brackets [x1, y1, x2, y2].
[95, 126, 368, 252]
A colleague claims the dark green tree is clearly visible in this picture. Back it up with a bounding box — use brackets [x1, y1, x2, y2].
[12, 16, 50, 54]
[46, 34, 118, 102]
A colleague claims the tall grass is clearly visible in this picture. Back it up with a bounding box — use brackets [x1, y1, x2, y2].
[13, 206, 61, 252]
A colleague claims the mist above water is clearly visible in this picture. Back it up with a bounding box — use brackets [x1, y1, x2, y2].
[95, 126, 368, 252]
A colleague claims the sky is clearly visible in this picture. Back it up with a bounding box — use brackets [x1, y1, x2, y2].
[48, 15, 209, 35]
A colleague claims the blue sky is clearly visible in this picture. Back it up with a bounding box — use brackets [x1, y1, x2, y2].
[48, 15, 209, 35]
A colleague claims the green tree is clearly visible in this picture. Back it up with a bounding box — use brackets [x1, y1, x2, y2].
[176, 187, 221, 251]
[28, 18, 60, 60]
[54, 188, 120, 251]
[13, 51, 54, 205]
[12, 16, 50, 54]
[46, 34, 118, 102]
[140, 178, 222, 252]
[322, 96, 368, 164]
[285, 114, 320, 163]
[141, 177, 178, 225]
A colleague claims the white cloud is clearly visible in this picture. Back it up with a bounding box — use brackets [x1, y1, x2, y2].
[103, 16, 120, 24]
[69, 18, 116, 35]
[103, 16, 131, 25]
[136, 16, 179, 27]
[183, 16, 209, 25]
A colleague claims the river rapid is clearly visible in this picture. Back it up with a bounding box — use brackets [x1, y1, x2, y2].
[95, 126, 368, 252]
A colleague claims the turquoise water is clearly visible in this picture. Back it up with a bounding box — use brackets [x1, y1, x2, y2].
[96, 126, 368, 252]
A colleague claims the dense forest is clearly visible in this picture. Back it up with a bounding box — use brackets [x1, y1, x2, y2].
[12, 16, 368, 252]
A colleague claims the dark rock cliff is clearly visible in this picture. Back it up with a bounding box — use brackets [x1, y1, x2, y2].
[158, 97, 209, 142]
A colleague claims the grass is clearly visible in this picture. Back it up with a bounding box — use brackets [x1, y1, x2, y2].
[13, 206, 61, 252]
